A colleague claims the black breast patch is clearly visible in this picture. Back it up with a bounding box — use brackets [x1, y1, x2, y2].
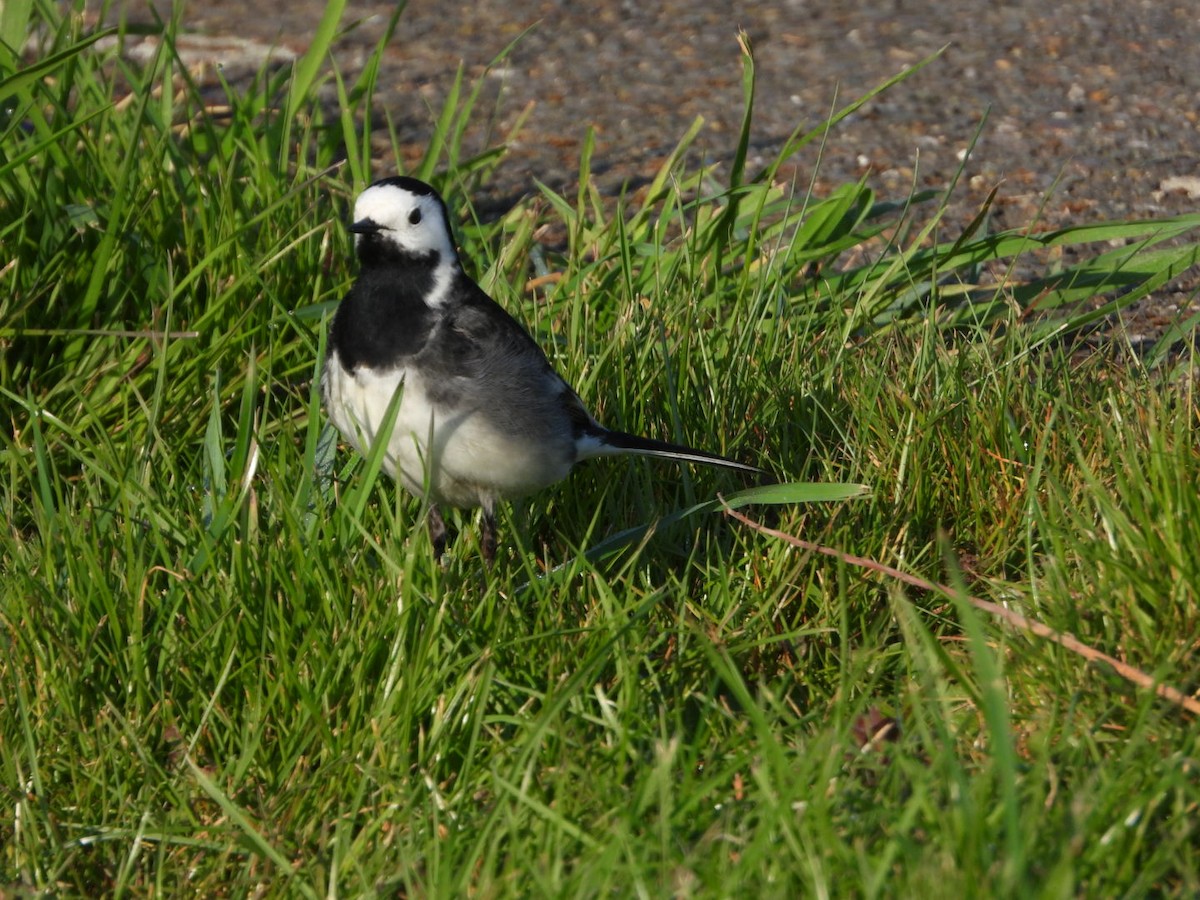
[331, 258, 437, 371]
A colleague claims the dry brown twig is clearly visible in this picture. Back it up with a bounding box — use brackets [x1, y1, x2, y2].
[723, 504, 1200, 717]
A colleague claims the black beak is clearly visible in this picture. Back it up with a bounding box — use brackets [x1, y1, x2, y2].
[349, 218, 385, 235]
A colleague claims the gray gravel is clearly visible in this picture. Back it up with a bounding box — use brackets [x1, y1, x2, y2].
[109, 0, 1200, 343]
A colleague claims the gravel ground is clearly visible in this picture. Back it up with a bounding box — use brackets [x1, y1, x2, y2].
[107, 0, 1200, 345]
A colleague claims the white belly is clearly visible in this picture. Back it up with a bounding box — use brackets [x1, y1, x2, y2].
[322, 356, 573, 509]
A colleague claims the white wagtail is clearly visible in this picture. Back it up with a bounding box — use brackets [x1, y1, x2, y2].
[322, 175, 764, 563]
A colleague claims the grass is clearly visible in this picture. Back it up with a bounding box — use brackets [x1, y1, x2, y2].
[3, 4, 1200, 896]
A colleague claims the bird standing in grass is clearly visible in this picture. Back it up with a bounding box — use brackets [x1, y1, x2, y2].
[322, 175, 763, 563]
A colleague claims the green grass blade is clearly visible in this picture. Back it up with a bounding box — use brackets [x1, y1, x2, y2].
[281, 0, 347, 154]
[186, 759, 315, 898]
[0, 25, 117, 95]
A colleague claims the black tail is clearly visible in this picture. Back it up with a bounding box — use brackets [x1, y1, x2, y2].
[595, 429, 765, 476]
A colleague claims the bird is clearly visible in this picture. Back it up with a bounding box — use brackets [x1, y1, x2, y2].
[322, 175, 764, 563]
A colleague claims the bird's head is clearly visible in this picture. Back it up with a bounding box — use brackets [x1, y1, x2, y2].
[349, 176, 458, 266]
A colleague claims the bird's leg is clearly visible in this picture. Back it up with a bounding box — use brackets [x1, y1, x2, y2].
[428, 505, 448, 560]
[480, 501, 498, 566]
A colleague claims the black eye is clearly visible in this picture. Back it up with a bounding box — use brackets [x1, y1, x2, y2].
[408, 208, 422, 225]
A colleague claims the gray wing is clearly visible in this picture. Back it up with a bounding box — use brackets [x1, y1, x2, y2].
[417, 273, 593, 453]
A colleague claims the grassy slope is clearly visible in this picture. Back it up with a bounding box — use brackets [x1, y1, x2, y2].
[2, 7, 1199, 897]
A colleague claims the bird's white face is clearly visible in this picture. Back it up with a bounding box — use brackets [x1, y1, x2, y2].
[351, 181, 456, 262]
